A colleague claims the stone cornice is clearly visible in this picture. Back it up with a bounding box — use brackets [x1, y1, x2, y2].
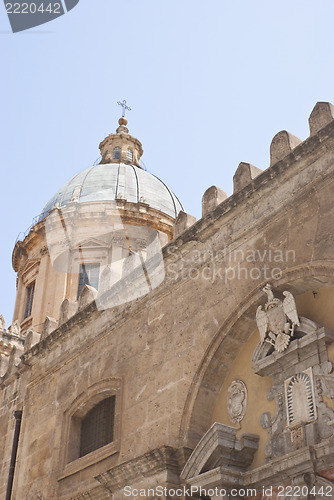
[12, 200, 175, 273]
[186, 440, 334, 490]
[95, 446, 191, 493]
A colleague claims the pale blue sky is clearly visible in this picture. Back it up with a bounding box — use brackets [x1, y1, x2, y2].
[1, 0, 334, 324]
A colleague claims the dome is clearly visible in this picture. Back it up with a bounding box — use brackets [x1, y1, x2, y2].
[41, 163, 183, 219]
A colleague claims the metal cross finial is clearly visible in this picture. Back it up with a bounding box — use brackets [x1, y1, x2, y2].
[117, 100, 131, 117]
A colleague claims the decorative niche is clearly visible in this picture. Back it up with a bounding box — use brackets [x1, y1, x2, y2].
[252, 316, 334, 460]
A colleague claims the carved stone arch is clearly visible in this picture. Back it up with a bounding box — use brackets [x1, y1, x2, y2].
[180, 422, 259, 481]
[178, 263, 334, 449]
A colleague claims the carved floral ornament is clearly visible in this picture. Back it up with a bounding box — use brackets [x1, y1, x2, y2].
[256, 284, 300, 353]
[227, 379, 248, 424]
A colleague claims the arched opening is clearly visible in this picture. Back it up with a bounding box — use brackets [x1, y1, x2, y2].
[126, 148, 133, 162]
[60, 378, 121, 477]
[178, 266, 334, 451]
[113, 147, 121, 160]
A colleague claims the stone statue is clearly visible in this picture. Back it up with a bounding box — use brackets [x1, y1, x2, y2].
[256, 284, 300, 352]
[9, 320, 21, 336]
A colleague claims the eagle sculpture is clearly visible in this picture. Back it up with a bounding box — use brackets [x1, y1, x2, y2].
[256, 285, 300, 352]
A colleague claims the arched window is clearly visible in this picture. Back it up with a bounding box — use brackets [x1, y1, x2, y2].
[60, 378, 121, 477]
[80, 396, 115, 457]
[126, 148, 133, 162]
[24, 281, 35, 319]
[113, 147, 121, 160]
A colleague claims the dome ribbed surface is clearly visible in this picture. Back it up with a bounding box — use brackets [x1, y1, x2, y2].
[41, 164, 183, 219]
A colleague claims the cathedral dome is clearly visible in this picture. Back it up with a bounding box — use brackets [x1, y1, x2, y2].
[12, 109, 183, 336]
[41, 163, 183, 219]
[41, 113, 183, 220]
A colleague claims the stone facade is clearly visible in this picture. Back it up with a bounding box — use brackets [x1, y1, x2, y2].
[1, 103, 334, 499]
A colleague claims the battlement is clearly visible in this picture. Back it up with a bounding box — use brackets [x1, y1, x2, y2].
[174, 101, 334, 237]
[2, 101, 334, 500]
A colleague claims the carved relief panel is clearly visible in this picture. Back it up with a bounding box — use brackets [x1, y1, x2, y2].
[227, 379, 248, 424]
[252, 286, 334, 461]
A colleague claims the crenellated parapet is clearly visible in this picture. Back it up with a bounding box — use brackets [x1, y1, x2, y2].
[202, 186, 227, 216]
[233, 162, 263, 193]
[196, 101, 334, 220]
[309, 102, 334, 136]
[173, 211, 196, 238]
[2, 102, 334, 500]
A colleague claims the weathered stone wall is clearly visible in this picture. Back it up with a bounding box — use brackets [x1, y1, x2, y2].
[1, 107, 334, 498]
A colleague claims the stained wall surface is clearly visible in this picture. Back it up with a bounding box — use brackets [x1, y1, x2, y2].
[1, 106, 334, 499]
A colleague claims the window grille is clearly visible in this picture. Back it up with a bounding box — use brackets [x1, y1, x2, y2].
[113, 147, 121, 160]
[24, 282, 35, 319]
[126, 148, 133, 162]
[77, 263, 100, 299]
[80, 396, 115, 457]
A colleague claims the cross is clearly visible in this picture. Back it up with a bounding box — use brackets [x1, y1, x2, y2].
[117, 100, 131, 117]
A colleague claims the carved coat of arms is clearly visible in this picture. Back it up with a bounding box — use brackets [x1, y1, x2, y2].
[256, 284, 300, 352]
[227, 380, 248, 424]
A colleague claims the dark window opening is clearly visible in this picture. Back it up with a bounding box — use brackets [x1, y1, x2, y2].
[24, 282, 35, 319]
[113, 147, 121, 160]
[80, 396, 115, 457]
[77, 263, 100, 299]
